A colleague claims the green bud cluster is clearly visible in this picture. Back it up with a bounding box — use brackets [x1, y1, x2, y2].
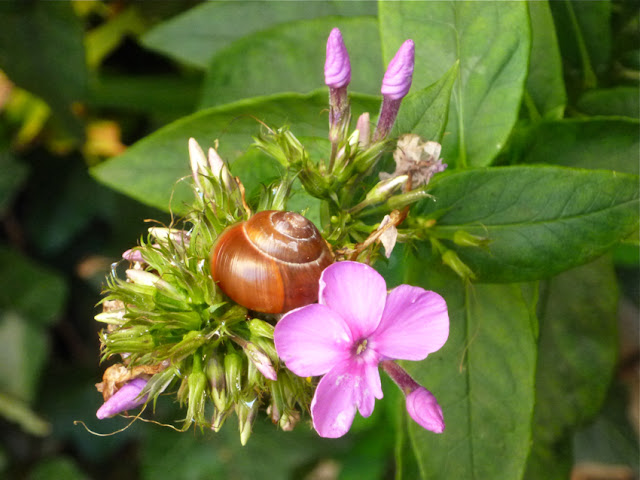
[97, 162, 315, 444]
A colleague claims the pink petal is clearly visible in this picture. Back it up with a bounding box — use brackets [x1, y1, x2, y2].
[319, 261, 387, 340]
[96, 378, 148, 419]
[405, 387, 445, 433]
[274, 303, 353, 377]
[354, 359, 383, 417]
[310, 357, 383, 438]
[370, 285, 448, 361]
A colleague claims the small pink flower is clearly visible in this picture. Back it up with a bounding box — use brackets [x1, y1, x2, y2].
[274, 261, 448, 438]
[96, 378, 148, 419]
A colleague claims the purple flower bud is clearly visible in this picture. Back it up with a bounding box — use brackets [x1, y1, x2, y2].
[324, 28, 351, 88]
[381, 40, 415, 100]
[96, 378, 148, 419]
[122, 248, 145, 263]
[405, 387, 445, 433]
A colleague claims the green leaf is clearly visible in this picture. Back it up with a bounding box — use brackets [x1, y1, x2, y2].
[549, 0, 612, 90]
[417, 166, 639, 282]
[200, 16, 382, 108]
[577, 87, 640, 118]
[91, 90, 380, 212]
[524, 257, 619, 479]
[0, 149, 28, 216]
[0, 311, 48, 403]
[379, 2, 530, 167]
[0, 245, 67, 327]
[402, 253, 537, 479]
[0, 0, 86, 137]
[0, 392, 50, 437]
[519, 118, 639, 175]
[391, 61, 458, 142]
[141, 0, 376, 69]
[525, 1, 567, 120]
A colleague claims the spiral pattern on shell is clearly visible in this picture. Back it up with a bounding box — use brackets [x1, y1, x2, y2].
[210, 210, 333, 314]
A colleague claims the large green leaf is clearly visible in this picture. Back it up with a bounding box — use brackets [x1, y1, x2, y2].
[416, 166, 639, 282]
[525, 1, 566, 120]
[391, 61, 458, 142]
[379, 1, 530, 167]
[518, 118, 639, 175]
[141, 1, 376, 69]
[200, 16, 382, 108]
[549, 0, 611, 90]
[0, 0, 86, 137]
[403, 254, 537, 479]
[91, 90, 380, 212]
[524, 256, 619, 479]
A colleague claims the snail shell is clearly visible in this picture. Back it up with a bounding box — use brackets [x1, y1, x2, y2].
[210, 210, 333, 314]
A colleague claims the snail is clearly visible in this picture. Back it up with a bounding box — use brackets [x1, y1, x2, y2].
[210, 210, 333, 314]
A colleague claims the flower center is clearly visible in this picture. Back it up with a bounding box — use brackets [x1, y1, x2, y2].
[355, 338, 368, 356]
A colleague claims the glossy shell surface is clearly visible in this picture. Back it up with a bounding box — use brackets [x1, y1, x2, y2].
[210, 210, 333, 313]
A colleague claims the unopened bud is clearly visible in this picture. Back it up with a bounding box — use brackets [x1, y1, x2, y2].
[385, 188, 431, 210]
[356, 112, 371, 148]
[236, 397, 259, 446]
[374, 39, 415, 141]
[324, 28, 351, 88]
[381, 40, 415, 100]
[442, 250, 476, 281]
[453, 230, 490, 248]
[206, 354, 228, 412]
[243, 342, 277, 381]
[211, 407, 231, 432]
[279, 410, 301, 431]
[224, 351, 244, 402]
[96, 378, 148, 419]
[247, 319, 275, 338]
[122, 248, 145, 263]
[189, 138, 208, 190]
[148, 228, 190, 245]
[186, 356, 207, 425]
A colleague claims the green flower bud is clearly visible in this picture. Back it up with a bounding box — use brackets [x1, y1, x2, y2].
[247, 319, 275, 338]
[279, 410, 301, 431]
[236, 397, 259, 446]
[385, 188, 431, 210]
[206, 354, 228, 412]
[453, 230, 490, 248]
[224, 351, 244, 402]
[185, 355, 207, 425]
[442, 250, 476, 281]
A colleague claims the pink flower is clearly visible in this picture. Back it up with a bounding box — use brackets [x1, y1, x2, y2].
[96, 378, 148, 419]
[274, 261, 448, 438]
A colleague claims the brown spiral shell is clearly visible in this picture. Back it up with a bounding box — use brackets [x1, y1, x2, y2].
[210, 210, 333, 314]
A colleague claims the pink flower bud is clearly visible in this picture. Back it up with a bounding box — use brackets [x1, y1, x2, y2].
[405, 387, 445, 433]
[324, 28, 351, 88]
[381, 40, 415, 100]
[96, 378, 148, 419]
